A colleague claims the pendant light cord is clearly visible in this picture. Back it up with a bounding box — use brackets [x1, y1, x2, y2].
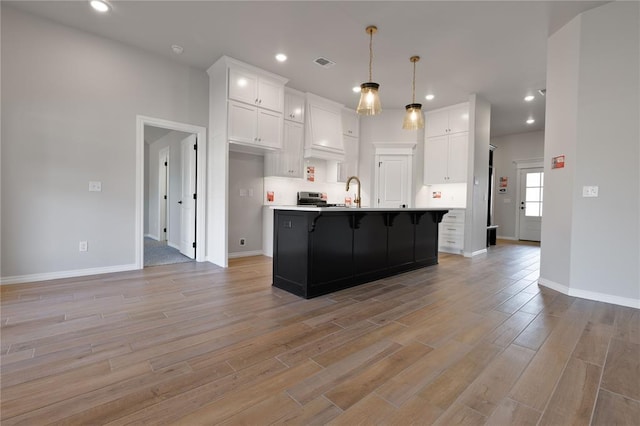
[369, 30, 373, 82]
[412, 60, 416, 104]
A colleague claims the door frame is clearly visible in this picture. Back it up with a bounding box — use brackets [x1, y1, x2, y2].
[136, 115, 207, 269]
[373, 143, 415, 208]
[514, 158, 543, 240]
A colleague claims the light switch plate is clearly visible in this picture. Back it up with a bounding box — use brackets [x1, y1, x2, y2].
[582, 186, 599, 197]
[89, 181, 102, 192]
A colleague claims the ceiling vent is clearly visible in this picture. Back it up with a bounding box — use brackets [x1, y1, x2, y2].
[313, 57, 336, 68]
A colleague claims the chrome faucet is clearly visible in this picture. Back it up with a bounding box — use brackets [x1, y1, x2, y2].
[345, 176, 362, 208]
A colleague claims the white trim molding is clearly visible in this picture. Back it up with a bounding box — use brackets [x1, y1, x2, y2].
[1, 264, 138, 285]
[539, 278, 640, 309]
[228, 250, 264, 259]
[514, 158, 544, 169]
[464, 248, 488, 258]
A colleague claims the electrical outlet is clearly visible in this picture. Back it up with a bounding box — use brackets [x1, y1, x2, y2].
[239, 238, 246, 246]
[79, 241, 88, 252]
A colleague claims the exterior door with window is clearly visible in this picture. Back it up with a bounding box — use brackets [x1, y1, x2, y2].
[518, 168, 543, 241]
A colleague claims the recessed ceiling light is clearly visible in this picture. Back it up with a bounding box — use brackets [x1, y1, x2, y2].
[275, 53, 287, 62]
[352, 86, 361, 93]
[89, 0, 111, 13]
[526, 118, 535, 124]
[524, 95, 535, 102]
[171, 45, 184, 55]
[425, 94, 435, 101]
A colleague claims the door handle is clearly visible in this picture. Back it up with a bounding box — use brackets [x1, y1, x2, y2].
[178, 201, 183, 204]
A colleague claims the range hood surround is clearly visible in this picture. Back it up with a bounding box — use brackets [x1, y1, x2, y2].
[304, 92, 345, 161]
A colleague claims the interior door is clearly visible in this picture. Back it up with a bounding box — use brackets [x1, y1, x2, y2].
[377, 155, 409, 208]
[519, 168, 544, 241]
[179, 135, 196, 258]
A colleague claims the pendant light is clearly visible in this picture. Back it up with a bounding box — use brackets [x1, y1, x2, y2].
[357, 25, 382, 115]
[402, 56, 424, 130]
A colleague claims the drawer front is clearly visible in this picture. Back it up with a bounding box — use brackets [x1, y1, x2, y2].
[439, 235, 463, 250]
[441, 209, 465, 224]
[440, 223, 464, 236]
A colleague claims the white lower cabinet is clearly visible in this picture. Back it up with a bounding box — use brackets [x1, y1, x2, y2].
[264, 121, 303, 178]
[439, 209, 465, 254]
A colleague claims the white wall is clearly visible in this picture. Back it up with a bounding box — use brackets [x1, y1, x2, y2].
[491, 131, 544, 238]
[228, 152, 264, 255]
[466, 95, 491, 255]
[1, 7, 209, 280]
[541, 1, 640, 307]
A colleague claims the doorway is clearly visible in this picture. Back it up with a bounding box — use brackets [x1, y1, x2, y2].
[136, 116, 206, 269]
[517, 167, 544, 242]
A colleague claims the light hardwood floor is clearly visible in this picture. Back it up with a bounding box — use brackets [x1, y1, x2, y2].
[1, 240, 639, 425]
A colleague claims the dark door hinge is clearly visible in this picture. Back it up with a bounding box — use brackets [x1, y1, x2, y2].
[192, 242, 196, 248]
[193, 193, 197, 200]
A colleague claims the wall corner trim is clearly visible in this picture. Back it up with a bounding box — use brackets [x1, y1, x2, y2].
[539, 278, 640, 309]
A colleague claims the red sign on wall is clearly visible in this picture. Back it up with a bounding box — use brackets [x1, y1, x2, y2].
[552, 155, 565, 169]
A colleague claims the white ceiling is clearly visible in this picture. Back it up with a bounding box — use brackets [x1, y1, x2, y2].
[7, 1, 607, 137]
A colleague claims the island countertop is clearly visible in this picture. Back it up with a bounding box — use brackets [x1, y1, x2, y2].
[270, 206, 452, 212]
[272, 207, 449, 298]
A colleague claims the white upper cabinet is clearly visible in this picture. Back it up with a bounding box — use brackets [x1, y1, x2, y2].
[284, 89, 305, 123]
[228, 66, 284, 113]
[424, 132, 468, 184]
[425, 102, 469, 137]
[304, 93, 345, 161]
[265, 121, 303, 178]
[341, 108, 359, 138]
[228, 100, 282, 150]
[338, 135, 359, 182]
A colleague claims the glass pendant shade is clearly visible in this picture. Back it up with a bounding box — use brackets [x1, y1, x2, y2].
[357, 82, 382, 115]
[357, 25, 381, 116]
[402, 103, 424, 130]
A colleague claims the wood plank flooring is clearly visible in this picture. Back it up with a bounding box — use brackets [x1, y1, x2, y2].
[1, 240, 639, 425]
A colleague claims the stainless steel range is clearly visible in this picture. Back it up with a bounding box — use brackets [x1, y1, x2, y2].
[297, 191, 346, 207]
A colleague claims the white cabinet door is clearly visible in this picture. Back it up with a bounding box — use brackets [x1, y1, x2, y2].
[424, 135, 449, 184]
[257, 109, 282, 149]
[258, 78, 284, 113]
[338, 135, 359, 182]
[283, 121, 303, 177]
[425, 109, 450, 138]
[447, 104, 470, 134]
[307, 103, 343, 153]
[341, 108, 359, 137]
[228, 68, 258, 105]
[228, 101, 257, 144]
[284, 91, 304, 123]
[447, 133, 469, 183]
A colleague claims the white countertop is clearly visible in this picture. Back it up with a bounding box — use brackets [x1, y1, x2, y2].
[270, 206, 450, 212]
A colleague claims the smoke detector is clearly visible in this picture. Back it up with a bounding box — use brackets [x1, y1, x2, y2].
[313, 57, 336, 68]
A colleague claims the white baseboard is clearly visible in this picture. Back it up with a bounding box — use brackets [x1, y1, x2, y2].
[464, 248, 488, 258]
[497, 235, 518, 241]
[538, 278, 640, 309]
[439, 248, 463, 255]
[145, 233, 158, 240]
[228, 250, 264, 259]
[0, 263, 139, 285]
[167, 241, 180, 250]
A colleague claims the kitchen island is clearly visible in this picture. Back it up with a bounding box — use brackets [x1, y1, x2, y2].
[272, 207, 449, 298]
